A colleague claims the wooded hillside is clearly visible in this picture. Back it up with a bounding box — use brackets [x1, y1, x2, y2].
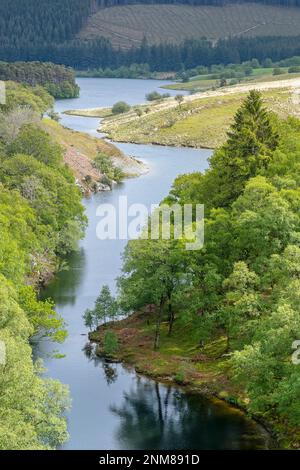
[1, 1, 300, 71]
[79, 3, 300, 49]
[0, 62, 79, 99]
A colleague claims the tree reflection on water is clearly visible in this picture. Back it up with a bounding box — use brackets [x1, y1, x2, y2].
[110, 377, 269, 450]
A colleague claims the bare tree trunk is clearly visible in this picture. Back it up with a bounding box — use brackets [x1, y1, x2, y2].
[168, 297, 175, 336]
[154, 297, 164, 350]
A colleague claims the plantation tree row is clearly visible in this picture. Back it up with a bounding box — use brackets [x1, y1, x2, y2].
[96, 0, 300, 6]
[0, 0, 92, 47]
[2, 35, 300, 72]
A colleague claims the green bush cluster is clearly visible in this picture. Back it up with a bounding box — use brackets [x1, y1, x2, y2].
[94, 153, 125, 184]
[146, 91, 170, 102]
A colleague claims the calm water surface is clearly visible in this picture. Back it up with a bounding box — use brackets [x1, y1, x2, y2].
[36, 78, 270, 450]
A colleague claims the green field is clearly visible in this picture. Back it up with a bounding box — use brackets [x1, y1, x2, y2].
[78, 3, 300, 50]
[163, 68, 294, 92]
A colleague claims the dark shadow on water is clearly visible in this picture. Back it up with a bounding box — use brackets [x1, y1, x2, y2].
[41, 248, 86, 307]
[82, 343, 119, 385]
[102, 362, 119, 386]
[110, 377, 269, 450]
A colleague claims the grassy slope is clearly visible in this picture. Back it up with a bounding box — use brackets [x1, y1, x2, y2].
[64, 108, 112, 118]
[42, 120, 146, 181]
[78, 3, 300, 49]
[91, 309, 298, 448]
[163, 68, 293, 92]
[100, 83, 298, 148]
[42, 118, 122, 158]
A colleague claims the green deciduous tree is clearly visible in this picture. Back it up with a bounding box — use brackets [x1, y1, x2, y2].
[0, 276, 70, 450]
[112, 101, 130, 114]
[231, 303, 300, 424]
[83, 285, 118, 331]
[222, 261, 260, 350]
[18, 285, 66, 342]
[118, 238, 187, 348]
[7, 125, 62, 167]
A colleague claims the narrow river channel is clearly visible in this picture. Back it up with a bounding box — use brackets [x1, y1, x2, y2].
[35, 78, 270, 450]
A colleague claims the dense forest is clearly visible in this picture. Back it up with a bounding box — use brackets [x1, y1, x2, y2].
[106, 92, 300, 435]
[2, 35, 300, 72]
[96, 0, 300, 5]
[0, 62, 79, 99]
[1, 0, 300, 69]
[0, 0, 91, 47]
[0, 82, 86, 448]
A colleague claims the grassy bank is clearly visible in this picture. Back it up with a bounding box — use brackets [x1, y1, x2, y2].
[100, 82, 299, 148]
[64, 108, 112, 118]
[43, 118, 123, 159]
[42, 120, 147, 190]
[90, 310, 299, 449]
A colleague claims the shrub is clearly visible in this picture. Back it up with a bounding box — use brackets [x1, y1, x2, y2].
[94, 153, 124, 183]
[220, 70, 236, 79]
[288, 66, 300, 74]
[146, 91, 170, 102]
[174, 371, 185, 384]
[244, 66, 253, 76]
[104, 330, 118, 357]
[196, 66, 208, 75]
[112, 101, 130, 114]
[235, 72, 245, 82]
[250, 58, 260, 68]
[134, 107, 143, 117]
[175, 94, 184, 106]
[263, 58, 273, 68]
[273, 68, 285, 76]
[174, 368, 189, 385]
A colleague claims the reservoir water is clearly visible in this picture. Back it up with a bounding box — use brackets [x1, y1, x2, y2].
[36, 78, 270, 449]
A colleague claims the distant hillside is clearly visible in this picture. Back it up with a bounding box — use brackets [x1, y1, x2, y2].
[1, 0, 300, 69]
[79, 3, 300, 49]
[0, 0, 91, 48]
[1, 0, 300, 53]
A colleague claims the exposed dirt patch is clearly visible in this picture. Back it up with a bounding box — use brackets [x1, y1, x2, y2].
[64, 147, 102, 186]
